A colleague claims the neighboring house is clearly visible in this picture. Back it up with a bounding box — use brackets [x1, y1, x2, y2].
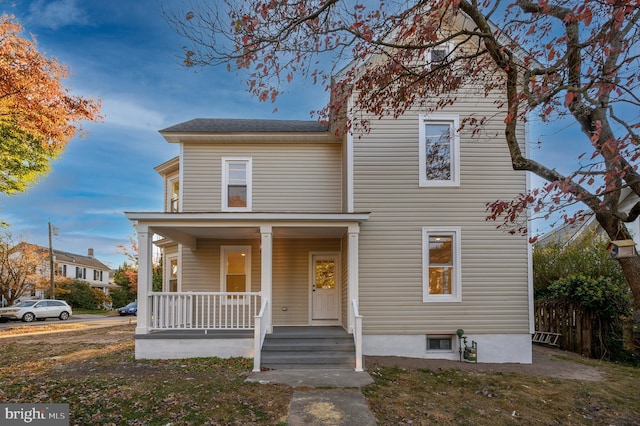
[126, 22, 532, 369]
[536, 188, 640, 248]
[6, 245, 114, 302]
[52, 247, 115, 295]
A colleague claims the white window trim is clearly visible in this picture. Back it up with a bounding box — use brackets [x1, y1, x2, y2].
[425, 42, 453, 68]
[166, 253, 179, 292]
[168, 174, 180, 213]
[221, 157, 252, 212]
[422, 227, 462, 303]
[419, 114, 460, 187]
[220, 245, 252, 296]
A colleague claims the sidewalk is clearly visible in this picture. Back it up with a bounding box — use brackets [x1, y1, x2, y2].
[247, 369, 376, 425]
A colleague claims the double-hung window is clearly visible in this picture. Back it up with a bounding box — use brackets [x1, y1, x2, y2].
[423, 227, 461, 302]
[419, 114, 460, 186]
[170, 179, 180, 212]
[222, 157, 252, 211]
[220, 246, 251, 301]
[168, 256, 179, 292]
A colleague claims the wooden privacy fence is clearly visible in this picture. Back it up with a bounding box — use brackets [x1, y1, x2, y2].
[533, 300, 594, 357]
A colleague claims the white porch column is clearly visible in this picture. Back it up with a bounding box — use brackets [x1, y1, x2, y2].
[136, 226, 153, 335]
[347, 225, 360, 333]
[260, 226, 273, 333]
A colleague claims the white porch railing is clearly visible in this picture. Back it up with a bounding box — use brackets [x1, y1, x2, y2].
[352, 298, 363, 372]
[252, 298, 270, 372]
[149, 292, 261, 330]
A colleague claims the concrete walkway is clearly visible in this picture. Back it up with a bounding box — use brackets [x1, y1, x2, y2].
[247, 369, 376, 425]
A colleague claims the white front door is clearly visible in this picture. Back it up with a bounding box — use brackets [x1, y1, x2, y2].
[311, 254, 340, 321]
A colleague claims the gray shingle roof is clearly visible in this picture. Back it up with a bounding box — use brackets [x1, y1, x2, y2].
[160, 118, 328, 134]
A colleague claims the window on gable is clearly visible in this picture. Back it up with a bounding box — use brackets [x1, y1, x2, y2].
[222, 158, 252, 211]
[419, 115, 460, 186]
[426, 43, 452, 69]
[423, 227, 461, 302]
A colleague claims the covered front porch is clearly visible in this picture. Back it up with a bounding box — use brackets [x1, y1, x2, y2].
[126, 212, 368, 371]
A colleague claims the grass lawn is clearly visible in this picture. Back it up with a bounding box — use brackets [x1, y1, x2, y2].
[0, 324, 639, 425]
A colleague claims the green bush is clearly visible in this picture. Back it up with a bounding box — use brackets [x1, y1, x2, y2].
[547, 274, 631, 320]
[110, 288, 134, 309]
[533, 230, 625, 298]
[56, 279, 99, 309]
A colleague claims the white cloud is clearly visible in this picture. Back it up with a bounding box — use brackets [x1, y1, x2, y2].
[103, 97, 166, 131]
[28, 0, 89, 30]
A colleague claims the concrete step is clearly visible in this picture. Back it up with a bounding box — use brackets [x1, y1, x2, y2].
[261, 326, 356, 370]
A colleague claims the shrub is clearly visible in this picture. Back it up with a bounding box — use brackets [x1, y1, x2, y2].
[533, 229, 625, 298]
[56, 279, 99, 310]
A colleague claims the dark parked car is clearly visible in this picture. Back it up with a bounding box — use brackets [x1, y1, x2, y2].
[0, 299, 72, 322]
[117, 301, 137, 316]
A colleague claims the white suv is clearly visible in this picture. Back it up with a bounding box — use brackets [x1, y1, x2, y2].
[0, 299, 73, 322]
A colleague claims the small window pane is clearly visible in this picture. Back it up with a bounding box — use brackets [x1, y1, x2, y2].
[170, 259, 178, 279]
[430, 49, 447, 63]
[429, 267, 453, 295]
[429, 236, 453, 264]
[171, 181, 179, 212]
[227, 275, 246, 292]
[425, 123, 452, 180]
[227, 252, 246, 274]
[315, 260, 336, 290]
[427, 337, 452, 350]
[228, 185, 247, 207]
[228, 163, 246, 183]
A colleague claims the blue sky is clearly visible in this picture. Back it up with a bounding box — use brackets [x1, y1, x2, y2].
[0, 0, 325, 268]
[0, 0, 593, 268]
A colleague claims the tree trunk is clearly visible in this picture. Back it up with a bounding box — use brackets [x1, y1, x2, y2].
[618, 257, 640, 311]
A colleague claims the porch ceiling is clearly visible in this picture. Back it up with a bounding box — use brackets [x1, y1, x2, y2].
[126, 212, 370, 249]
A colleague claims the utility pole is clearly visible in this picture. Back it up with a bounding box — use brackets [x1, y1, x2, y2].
[48, 222, 57, 299]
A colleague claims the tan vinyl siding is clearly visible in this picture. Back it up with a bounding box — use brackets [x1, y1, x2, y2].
[181, 143, 342, 212]
[353, 84, 529, 336]
[180, 239, 261, 293]
[272, 238, 341, 326]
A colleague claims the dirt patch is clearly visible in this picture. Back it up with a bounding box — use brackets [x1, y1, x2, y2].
[365, 344, 606, 381]
[14, 327, 134, 346]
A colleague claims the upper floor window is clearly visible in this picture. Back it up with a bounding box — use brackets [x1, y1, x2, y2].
[419, 114, 460, 187]
[426, 42, 452, 69]
[76, 267, 86, 279]
[422, 227, 461, 303]
[170, 179, 180, 212]
[222, 157, 252, 211]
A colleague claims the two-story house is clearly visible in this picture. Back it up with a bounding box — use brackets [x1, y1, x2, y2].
[127, 23, 532, 371]
[5, 244, 113, 302]
[52, 247, 113, 294]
